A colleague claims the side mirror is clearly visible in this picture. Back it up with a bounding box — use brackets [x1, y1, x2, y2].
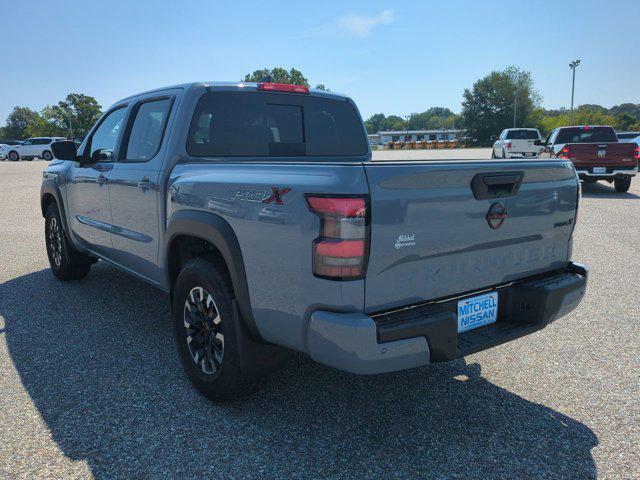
[91, 149, 113, 163]
[51, 141, 78, 161]
[533, 139, 542, 146]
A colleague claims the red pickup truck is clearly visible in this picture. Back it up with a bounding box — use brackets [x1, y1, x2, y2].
[539, 125, 639, 192]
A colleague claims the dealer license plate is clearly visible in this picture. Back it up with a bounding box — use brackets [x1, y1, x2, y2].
[457, 292, 499, 333]
[593, 167, 606, 174]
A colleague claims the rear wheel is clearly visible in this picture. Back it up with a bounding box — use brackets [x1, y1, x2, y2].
[172, 256, 262, 402]
[614, 176, 631, 193]
[45, 203, 93, 280]
[42, 150, 53, 161]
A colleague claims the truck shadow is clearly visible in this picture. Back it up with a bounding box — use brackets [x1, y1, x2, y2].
[580, 181, 640, 199]
[1, 265, 598, 479]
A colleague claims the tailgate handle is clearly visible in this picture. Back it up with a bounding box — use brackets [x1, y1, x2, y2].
[471, 172, 524, 200]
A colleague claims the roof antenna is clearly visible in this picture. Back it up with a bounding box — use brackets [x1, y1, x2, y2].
[259, 74, 273, 83]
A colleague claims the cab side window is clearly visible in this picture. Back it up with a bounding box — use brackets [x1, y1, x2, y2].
[88, 107, 127, 162]
[122, 98, 172, 162]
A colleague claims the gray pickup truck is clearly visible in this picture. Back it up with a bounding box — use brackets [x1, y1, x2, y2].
[42, 81, 587, 401]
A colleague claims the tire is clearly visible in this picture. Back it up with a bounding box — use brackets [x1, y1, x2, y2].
[614, 176, 631, 193]
[8, 150, 19, 161]
[45, 203, 92, 280]
[583, 178, 597, 184]
[172, 255, 262, 402]
[42, 150, 53, 161]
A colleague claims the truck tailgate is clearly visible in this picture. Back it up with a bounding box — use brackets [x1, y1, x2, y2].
[568, 142, 637, 168]
[363, 160, 578, 313]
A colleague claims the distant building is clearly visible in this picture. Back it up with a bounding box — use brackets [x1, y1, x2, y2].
[378, 129, 461, 144]
[368, 133, 382, 145]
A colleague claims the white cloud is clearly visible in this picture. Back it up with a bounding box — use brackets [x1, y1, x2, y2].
[337, 10, 395, 38]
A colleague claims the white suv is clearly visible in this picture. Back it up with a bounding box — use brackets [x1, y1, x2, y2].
[6, 137, 66, 161]
[492, 128, 542, 159]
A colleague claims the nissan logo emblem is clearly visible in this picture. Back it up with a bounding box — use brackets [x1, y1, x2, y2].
[486, 203, 507, 229]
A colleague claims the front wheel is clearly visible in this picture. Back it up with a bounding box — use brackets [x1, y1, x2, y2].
[172, 256, 262, 402]
[45, 203, 93, 280]
[42, 150, 53, 161]
[614, 176, 631, 193]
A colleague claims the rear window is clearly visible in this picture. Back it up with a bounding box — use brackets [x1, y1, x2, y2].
[187, 91, 367, 157]
[506, 129, 539, 140]
[556, 127, 617, 143]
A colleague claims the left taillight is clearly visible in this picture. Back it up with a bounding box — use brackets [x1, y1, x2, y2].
[560, 146, 571, 159]
[306, 195, 369, 280]
[634, 146, 639, 160]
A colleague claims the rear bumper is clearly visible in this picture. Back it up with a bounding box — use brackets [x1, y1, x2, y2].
[507, 152, 538, 158]
[576, 166, 637, 178]
[306, 262, 587, 374]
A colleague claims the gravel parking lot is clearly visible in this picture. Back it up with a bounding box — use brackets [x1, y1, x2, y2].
[0, 157, 638, 479]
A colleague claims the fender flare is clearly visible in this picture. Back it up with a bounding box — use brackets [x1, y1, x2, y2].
[164, 209, 262, 341]
[40, 180, 74, 245]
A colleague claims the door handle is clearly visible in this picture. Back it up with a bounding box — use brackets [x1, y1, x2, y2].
[471, 172, 524, 200]
[97, 174, 108, 186]
[137, 177, 153, 192]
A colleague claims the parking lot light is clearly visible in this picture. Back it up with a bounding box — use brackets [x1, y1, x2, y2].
[569, 60, 581, 125]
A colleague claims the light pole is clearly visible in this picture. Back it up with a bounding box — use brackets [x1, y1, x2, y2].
[569, 59, 581, 125]
[513, 88, 517, 128]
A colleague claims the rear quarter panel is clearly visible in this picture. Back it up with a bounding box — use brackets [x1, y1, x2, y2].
[167, 162, 369, 352]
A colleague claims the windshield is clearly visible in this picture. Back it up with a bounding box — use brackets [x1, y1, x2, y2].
[617, 132, 640, 140]
[187, 91, 368, 157]
[556, 127, 617, 143]
[506, 130, 539, 140]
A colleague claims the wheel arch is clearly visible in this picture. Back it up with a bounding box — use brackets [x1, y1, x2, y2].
[164, 209, 262, 341]
[40, 180, 75, 246]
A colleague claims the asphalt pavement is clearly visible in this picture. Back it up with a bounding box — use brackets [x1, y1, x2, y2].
[0, 158, 638, 479]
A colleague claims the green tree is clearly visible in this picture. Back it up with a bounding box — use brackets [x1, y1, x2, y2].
[609, 103, 640, 120]
[4, 106, 41, 139]
[315, 84, 327, 91]
[461, 66, 541, 145]
[25, 111, 66, 137]
[364, 113, 388, 133]
[44, 93, 102, 138]
[614, 113, 638, 131]
[386, 115, 406, 131]
[243, 67, 310, 87]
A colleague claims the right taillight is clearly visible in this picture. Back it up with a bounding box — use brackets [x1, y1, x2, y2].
[634, 146, 639, 160]
[560, 146, 571, 159]
[306, 195, 369, 280]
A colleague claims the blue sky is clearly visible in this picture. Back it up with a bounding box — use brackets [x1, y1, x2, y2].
[1, 0, 638, 125]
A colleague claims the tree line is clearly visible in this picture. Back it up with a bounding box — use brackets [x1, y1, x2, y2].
[0, 94, 102, 140]
[2, 66, 639, 147]
[365, 66, 640, 145]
